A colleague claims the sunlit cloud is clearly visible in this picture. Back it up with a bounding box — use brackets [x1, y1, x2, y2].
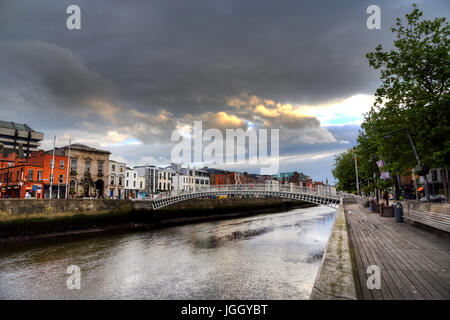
[299, 94, 375, 126]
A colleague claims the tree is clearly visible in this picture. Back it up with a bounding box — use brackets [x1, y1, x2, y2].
[332, 148, 358, 193]
[364, 4, 450, 198]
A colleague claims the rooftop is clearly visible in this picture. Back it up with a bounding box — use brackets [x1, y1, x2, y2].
[0, 120, 40, 132]
[57, 143, 111, 154]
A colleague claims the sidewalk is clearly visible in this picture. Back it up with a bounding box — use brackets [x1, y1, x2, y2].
[345, 202, 450, 300]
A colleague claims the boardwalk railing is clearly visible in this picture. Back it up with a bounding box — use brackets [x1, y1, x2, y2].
[150, 184, 341, 210]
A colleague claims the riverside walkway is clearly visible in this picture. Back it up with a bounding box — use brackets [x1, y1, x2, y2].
[345, 202, 450, 300]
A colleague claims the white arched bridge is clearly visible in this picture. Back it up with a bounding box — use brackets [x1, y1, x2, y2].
[150, 184, 341, 210]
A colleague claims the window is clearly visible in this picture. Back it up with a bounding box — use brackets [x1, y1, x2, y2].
[71, 159, 77, 171]
[140, 181, 142, 188]
[50, 174, 54, 183]
[110, 176, 114, 185]
[431, 170, 438, 182]
[60, 160, 64, 170]
[133, 181, 136, 187]
[98, 162, 103, 174]
[59, 174, 64, 184]
[126, 180, 129, 187]
[134, 173, 136, 178]
[85, 160, 91, 173]
[16, 171, 20, 181]
[28, 170, 34, 181]
[37, 171, 42, 181]
[120, 167, 123, 173]
[119, 176, 123, 186]
[70, 180, 76, 192]
[112, 165, 115, 171]
[127, 172, 129, 178]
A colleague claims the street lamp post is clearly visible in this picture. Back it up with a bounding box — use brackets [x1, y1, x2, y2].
[385, 127, 430, 202]
[369, 156, 380, 203]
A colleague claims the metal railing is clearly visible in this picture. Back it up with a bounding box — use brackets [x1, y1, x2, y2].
[160, 184, 337, 197]
[150, 184, 340, 210]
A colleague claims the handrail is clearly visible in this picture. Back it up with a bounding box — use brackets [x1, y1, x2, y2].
[150, 184, 341, 210]
[152, 184, 338, 200]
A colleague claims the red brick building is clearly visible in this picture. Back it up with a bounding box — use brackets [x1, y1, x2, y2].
[28, 150, 69, 198]
[0, 163, 44, 198]
[228, 171, 245, 185]
[0, 149, 69, 199]
[207, 168, 230, 186]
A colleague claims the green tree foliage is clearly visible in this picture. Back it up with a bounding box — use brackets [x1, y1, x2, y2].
[333, 5, 449, 195]
[332, 148, 357, 192]
[365, 4, 449, 171]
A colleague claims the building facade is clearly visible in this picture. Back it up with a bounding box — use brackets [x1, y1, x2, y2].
[206, 168, 230, 186]
[172, 173, 193, 193]
[54, 143, 110, 198]
[0, 121, 44, 158]
[0, 149, 68, 199]
[265, 179, 280, 191]
[157, 167, 173, 193]
[134, 165, 158, 194]
[108, 160, 126, 199]
[125, 167, 138, 198]
[137, 176, 146, 198]
[28, 150, 69, 199]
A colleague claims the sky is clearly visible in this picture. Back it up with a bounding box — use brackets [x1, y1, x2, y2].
[1, 0, 448, 183]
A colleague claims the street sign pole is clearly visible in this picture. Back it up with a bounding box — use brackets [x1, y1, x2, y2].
[50, 136, 56, 199]
[65, 138, 71, 199]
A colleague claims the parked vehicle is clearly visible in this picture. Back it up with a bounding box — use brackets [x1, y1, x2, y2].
[419, 194, 447, 203]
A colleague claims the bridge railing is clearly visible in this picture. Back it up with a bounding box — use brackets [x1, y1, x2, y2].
[158, 184, 338, 199]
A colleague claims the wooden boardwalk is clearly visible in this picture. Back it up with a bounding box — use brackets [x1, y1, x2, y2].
[345, 202, 450, 300]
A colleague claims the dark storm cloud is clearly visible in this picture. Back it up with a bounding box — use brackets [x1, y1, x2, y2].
[2, 0, 448, 117]
[0, 41, 116, 110]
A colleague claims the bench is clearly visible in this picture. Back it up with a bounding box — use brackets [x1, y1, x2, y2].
[405, 209, 450, 233]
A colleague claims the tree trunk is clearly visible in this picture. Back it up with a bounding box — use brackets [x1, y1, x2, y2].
[393, 176, 400, 201]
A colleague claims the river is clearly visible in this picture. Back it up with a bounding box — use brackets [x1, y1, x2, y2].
[0, 205, 336, 300]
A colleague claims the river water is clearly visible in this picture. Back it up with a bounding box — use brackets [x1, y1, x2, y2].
[0, 206, 336, 300]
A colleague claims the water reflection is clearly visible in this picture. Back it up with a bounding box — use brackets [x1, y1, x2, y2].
[0, 206, 336, 300]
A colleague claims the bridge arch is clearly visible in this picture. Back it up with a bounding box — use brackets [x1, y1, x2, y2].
[151, 188, 340, 210]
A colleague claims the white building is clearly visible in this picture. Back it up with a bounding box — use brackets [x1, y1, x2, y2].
[137, 176, 146, 198]
[173, 168, 209, 193]
[265, 179, 280, 191]
[134, 165, 175, 195]
[108, 160, 126, 199]
[157, 167, 173, 193]
[125, 167, 138, 198]
[134, 165, 158, 194]
[172, 173, 194, 193]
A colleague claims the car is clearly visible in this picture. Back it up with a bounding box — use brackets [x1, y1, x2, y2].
[419, 194, 447, 203]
